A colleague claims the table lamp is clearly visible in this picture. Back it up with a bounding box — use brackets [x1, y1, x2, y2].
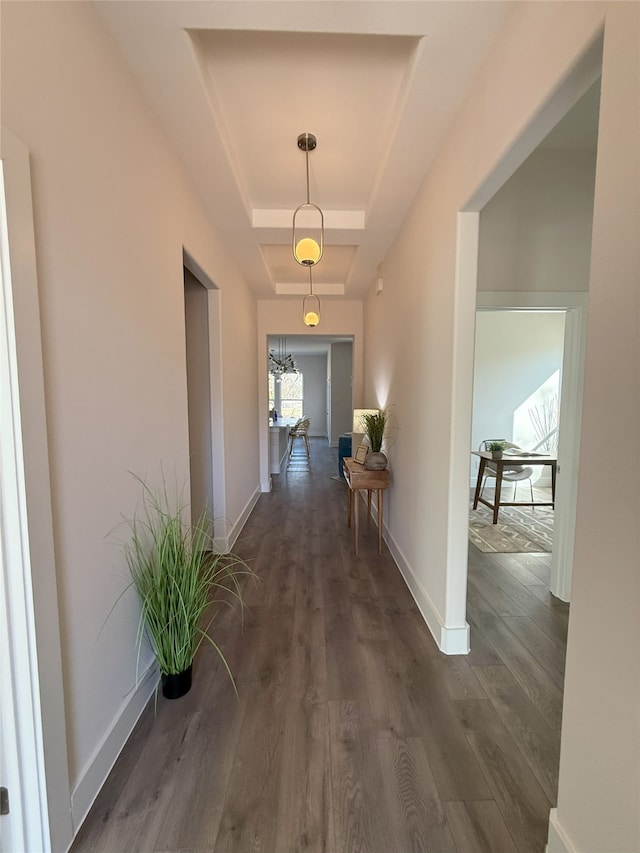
[352, 408, 379, 456]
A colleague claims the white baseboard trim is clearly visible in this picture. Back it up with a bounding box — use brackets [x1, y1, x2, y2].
[70, 661, 158, 835]
[383, 520, 470, 655]
[438, 622, 471, 655]
[546, 808, 577, 853]
[227, 485, 261, 550]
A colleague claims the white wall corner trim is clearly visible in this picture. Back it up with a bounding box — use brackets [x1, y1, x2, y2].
[384, 527, 470, 655]
[70, 662, 158, 833]
[546, 808, 577, 853]
[438, 622, 471, 655]
[261, 477, 272, 494]
[226, 484, 261, 551]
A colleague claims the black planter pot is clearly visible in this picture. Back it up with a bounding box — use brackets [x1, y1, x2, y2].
[161, 665, 192, 700]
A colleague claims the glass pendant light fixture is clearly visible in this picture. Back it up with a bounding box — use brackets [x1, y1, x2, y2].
[303, 266, 320, 327]
[292, 132, 324, 267]
[269, 337, 298, 381]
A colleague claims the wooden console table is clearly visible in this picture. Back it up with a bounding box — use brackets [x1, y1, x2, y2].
[343, 457, 391, 555]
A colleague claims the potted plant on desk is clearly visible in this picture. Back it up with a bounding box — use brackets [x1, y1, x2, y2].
[487, 440, 507, 459]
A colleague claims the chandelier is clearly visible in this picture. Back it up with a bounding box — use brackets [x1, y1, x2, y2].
[269, 337, 298, 382]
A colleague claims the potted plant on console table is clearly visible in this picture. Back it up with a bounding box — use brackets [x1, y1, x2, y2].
[360, 409, 391, 470]
[120, 475, 256, 700]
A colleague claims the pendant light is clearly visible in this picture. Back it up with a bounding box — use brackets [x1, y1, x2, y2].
[292, 132, 324, 267]
[269, 337, 298, 380]
[303, 266, 320, 327]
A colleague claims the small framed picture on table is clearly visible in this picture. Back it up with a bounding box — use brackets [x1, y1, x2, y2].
[354, 444, 368, 464]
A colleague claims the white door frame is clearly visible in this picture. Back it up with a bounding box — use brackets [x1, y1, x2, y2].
[1, 128, 73, 852]
[553, 304, 587, 600]
[476, 291, 588, 601]
[0, 182, 48, 852]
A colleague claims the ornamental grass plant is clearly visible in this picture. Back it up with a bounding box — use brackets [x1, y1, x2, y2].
[359, 409, 390, 452]
[121, 475, 255, 689]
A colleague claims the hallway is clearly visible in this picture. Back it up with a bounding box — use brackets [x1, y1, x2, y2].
[72, 439, 568, 853]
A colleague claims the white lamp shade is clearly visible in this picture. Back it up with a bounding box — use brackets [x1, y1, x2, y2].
[302, 292, 320, 328]
[293, 201, 324, 266]
[295, 237, 321, 266]
[352, 408, 379, 435]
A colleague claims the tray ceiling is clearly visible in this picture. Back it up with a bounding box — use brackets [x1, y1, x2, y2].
[94, 1, 513, 300]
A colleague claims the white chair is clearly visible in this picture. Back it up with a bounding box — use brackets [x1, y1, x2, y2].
[479, 439, 535, 503]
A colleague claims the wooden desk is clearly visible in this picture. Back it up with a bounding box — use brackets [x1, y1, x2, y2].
[343, 457, 391, 555]
[471, 450, 556, 524]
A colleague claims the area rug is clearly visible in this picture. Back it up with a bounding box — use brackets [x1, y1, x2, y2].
[469, 503, 554, 553]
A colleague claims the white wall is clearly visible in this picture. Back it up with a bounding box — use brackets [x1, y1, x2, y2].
[291, 353, 327, 437]
[329, 341, 353, 445]
[549, 4, 639, 851]
[478, 148, 597, 292]
[1, 1, 260, 841]
[471, 311, 565, 480]
[364, 2, 638, 849]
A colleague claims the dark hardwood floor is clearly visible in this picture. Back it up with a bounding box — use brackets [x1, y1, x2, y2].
[71, 439, 569, 853]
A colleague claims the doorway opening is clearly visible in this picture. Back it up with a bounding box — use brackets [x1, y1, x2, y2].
[182, 253, 227, 547]
[445, 32, 603, 648]
[467, 76, 599, 606]
[265, 335, 354, 480]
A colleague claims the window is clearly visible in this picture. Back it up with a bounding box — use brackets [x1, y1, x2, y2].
[268, 374, 275, 412]
[279, 372, 303, 420]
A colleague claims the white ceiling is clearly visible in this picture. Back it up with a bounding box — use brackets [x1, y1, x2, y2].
[94, 0, 513, 301]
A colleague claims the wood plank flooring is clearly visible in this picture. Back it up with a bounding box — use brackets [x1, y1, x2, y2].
[71, 439, 569, 853]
